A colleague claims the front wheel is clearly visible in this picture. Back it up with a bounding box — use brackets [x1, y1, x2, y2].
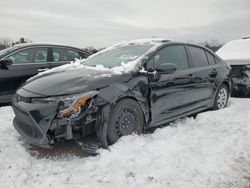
[107, 98, 145, 145]
[212, 84, 229, 110]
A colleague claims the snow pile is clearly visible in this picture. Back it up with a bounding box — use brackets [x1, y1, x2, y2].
[216, 38, 250, 60]
[0, 98, 250, 188]
[29, 38, 166, 81]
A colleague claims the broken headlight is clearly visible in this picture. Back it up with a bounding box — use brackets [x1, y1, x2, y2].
[31, 91, 99, 118]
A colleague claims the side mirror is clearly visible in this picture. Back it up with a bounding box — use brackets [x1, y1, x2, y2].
[156, 63, 177, 74]
[0, 59, 12, 67]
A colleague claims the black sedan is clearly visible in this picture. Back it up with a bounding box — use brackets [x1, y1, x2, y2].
[0, 43, 91, 103]
[12, 39, 231, 150]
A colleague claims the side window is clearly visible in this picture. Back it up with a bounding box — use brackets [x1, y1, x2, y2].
[34, 48, 48, 63]
[205, 51, 216, 65]
[52, 48, 82, 62]
[188, 46, 208, 68]
[7, 48, 34, 64]
[147, 45, 189, 71]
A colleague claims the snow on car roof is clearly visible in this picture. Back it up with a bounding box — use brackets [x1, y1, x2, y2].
[115, 38, 170, 45]
[216, 38, 250, 60]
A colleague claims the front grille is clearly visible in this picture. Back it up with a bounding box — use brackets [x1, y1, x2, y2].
[14, 118, 36, 137]
[12, 104, 43, 140]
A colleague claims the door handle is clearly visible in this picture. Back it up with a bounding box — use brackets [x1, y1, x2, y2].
[38, 68, 49, 72]
[209, 69, 217, 78]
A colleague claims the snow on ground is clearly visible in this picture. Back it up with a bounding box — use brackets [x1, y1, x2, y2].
[216, 38, 250, 60]
[0, 98, 250, 188]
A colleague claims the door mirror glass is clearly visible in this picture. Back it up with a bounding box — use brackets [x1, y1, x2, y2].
[0, 59, 12, 67]
[156, 63, 177, 74]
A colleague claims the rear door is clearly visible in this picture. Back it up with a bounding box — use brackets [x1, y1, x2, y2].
[0, 47, 50, 98]
[185, 45, 217, 107]
[51, 47, 88, 68]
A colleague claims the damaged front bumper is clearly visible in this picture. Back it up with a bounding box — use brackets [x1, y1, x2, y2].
[12, 98, 57, 147]
[12, 89, 101, 148]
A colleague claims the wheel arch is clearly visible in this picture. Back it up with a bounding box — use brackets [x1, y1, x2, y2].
[94, 83, 150, 148]
[211, 79, 231, 107]
[222, 80, 231, 93]
[97, 83, 150, 124]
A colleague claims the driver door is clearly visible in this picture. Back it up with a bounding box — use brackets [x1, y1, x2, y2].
[147, 44, 196, 126]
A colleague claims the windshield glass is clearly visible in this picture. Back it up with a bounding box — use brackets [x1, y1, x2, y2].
[0, 46, 18, 58]
[83, 44, 153, 68]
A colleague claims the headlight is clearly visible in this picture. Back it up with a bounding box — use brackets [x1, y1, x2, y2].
[31, 91, 99, 118]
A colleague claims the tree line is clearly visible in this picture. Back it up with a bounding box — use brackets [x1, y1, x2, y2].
[0, 37, 225, 53]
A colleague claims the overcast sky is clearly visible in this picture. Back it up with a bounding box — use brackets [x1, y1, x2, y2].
[0, 0, 250, 48]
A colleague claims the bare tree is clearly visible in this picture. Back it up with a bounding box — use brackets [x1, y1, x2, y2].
[12, 37, 32, 46]
[0, 38, 13, 49]
[84, 46, 98, 54]
[199, 40, 225, 52]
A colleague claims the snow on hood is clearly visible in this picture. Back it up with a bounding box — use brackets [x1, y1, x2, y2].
[28, 38, 166, 82]
[216, 38, 250, 60]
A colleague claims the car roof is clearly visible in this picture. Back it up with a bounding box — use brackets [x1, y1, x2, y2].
[14, 42, 85, 50]
[0, 43, 91, 59]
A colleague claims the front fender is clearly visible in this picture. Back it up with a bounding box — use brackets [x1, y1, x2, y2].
[94, 78, 150, 148]
[98, 81, 150, 123]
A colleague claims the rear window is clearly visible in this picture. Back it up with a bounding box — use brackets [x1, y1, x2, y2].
[188, 46, 209, 68]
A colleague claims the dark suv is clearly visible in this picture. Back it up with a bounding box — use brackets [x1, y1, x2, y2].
[0, 43, 91, 103]
[12, 39, 231, 149]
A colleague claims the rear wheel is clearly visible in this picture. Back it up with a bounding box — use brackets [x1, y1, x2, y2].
[107, 98, 145, 145]
[212, 84, 229, 110]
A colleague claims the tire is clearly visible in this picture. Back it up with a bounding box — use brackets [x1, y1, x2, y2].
[107, 98, 145, 145]
[212, 84, 229, 110]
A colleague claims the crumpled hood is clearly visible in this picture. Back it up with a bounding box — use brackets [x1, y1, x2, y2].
[21, 67, 130, 96]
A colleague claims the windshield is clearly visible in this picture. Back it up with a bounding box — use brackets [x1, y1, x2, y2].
[0, 46, 19, 58]
[83, 44, 153, 68]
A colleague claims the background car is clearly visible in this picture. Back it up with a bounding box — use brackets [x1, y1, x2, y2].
[216, 38, 250, 97]
[0, 43, 91, 103]
[12, 39, 231, 151]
